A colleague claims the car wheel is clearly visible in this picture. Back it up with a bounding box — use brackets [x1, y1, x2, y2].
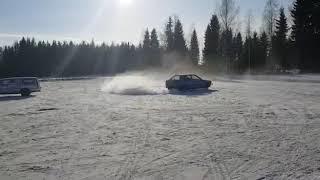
[21, 89, 31, 96]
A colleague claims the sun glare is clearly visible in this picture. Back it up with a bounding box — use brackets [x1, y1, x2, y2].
[119, 0, 133, 6]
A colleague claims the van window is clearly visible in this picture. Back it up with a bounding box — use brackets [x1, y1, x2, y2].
[1, 79, 18, 85]
[22, 79, 37, 86]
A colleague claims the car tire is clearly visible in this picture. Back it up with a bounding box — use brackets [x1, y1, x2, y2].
[21, 89, 31, 97]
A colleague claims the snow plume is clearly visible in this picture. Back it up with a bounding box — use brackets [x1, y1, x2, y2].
[101, 73, 168, 95]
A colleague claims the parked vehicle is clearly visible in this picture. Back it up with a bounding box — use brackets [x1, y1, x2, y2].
[166, 74, 212, 90]
[0, 77, 41, 96]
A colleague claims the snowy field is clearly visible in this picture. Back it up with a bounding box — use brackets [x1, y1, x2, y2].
[0, 74, 320, 180]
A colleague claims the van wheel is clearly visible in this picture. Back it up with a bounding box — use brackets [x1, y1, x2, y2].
[21, 89, 31, 96]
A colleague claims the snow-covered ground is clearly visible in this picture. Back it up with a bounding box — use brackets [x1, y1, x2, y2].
[0, 74, 320, 180]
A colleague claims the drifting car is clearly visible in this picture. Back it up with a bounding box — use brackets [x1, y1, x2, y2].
[0, 77, 41, 96]
[166, 74, 212, 90]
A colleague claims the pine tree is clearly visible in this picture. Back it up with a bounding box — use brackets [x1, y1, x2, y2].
[240, 36, 251, 72]
[203, 15, 220, 64]
[190, 29, 200, 66]
[220, 28, 233, 72]
[150, 28, 161, 66]
[291, 0, 313, 71]
[143, 29, 151, 50]
[142, 29, 151, 66]
[234, 32, 243, 61]
[173, 18, 187, 55]
[273, 7, 288, 69]
[150, 29, 159, 50]
[165, 17, 174, 52]
[251, 32, 260, 70]
[233, 32, 243, 72]
[259, 31, 269, 69]
[313, 0, 320, 70]
[203, 25, 212, 61]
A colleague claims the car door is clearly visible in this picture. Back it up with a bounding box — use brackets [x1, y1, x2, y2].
[178, 75, 191, 89]
[190, 75, 204, 88]
[168, 75, 180, 88]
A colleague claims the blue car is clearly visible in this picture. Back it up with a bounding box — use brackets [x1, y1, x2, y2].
[166, 74, 212, 90]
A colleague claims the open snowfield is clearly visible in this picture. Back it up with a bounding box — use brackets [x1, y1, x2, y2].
[0, 74, 320, 180]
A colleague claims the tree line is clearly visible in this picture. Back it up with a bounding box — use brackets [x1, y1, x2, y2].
[203, 0, 320, 73]
[0, 0, 319, 78]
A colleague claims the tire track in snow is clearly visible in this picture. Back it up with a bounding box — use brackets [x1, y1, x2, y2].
[199, 118, 229, 180]
[243, 103, 319, 179]
[115, 113, 153, 180]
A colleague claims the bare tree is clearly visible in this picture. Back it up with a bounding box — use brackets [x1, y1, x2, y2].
[263, 0, 279, 39]
[245, 10, 254, 74]
[246, 9, 254, 38]
[219, 0, 239, 30]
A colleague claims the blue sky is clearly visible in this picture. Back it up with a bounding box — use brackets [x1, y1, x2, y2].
[0, 0, 292, 46]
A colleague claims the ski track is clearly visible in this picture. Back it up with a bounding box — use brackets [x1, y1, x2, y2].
[0, 76, 320, 180]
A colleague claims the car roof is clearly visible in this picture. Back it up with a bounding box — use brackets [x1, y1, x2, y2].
[0, 77, 38, 80]
[174, 74, 198, 76]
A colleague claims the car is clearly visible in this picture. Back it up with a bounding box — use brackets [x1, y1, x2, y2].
[166, 74, 212, 90]
[0, 77, 41, 96]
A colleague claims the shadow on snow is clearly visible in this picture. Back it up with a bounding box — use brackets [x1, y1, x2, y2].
[0, 95, 35, 102]
[168, 89, 218, 96]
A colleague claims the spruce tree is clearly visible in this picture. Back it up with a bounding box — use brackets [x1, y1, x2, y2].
[313, 0, 320, 70]
[233, 32, 243, 72]
[259, 31, 269, 69]
[203, 15, 220, 64]
[142, 29, 151, 66]
[143, 29, 151, 50]
[291, 0, 314, 71]
[165, 17, 174, 52]
[173, 18, 187, 55]
[150, 28, 161, 66]
[274, 7, 288, 69]
[150, 29, 159, 50]
[220, 28, 233, 72]
[234, 32, 243, 61]
[251, 32, 260, 70]
[190, 29, 200, 66]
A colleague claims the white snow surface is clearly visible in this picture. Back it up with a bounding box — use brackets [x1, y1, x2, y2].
[0, 74, 320, 180]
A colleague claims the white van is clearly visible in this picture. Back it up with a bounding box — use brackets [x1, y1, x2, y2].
[0, 77, 41, 96]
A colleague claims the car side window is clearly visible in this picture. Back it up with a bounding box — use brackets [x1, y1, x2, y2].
[172, 76, 180, 80]
[191, 75, 201, 80]
[180, 76, 188, 80]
